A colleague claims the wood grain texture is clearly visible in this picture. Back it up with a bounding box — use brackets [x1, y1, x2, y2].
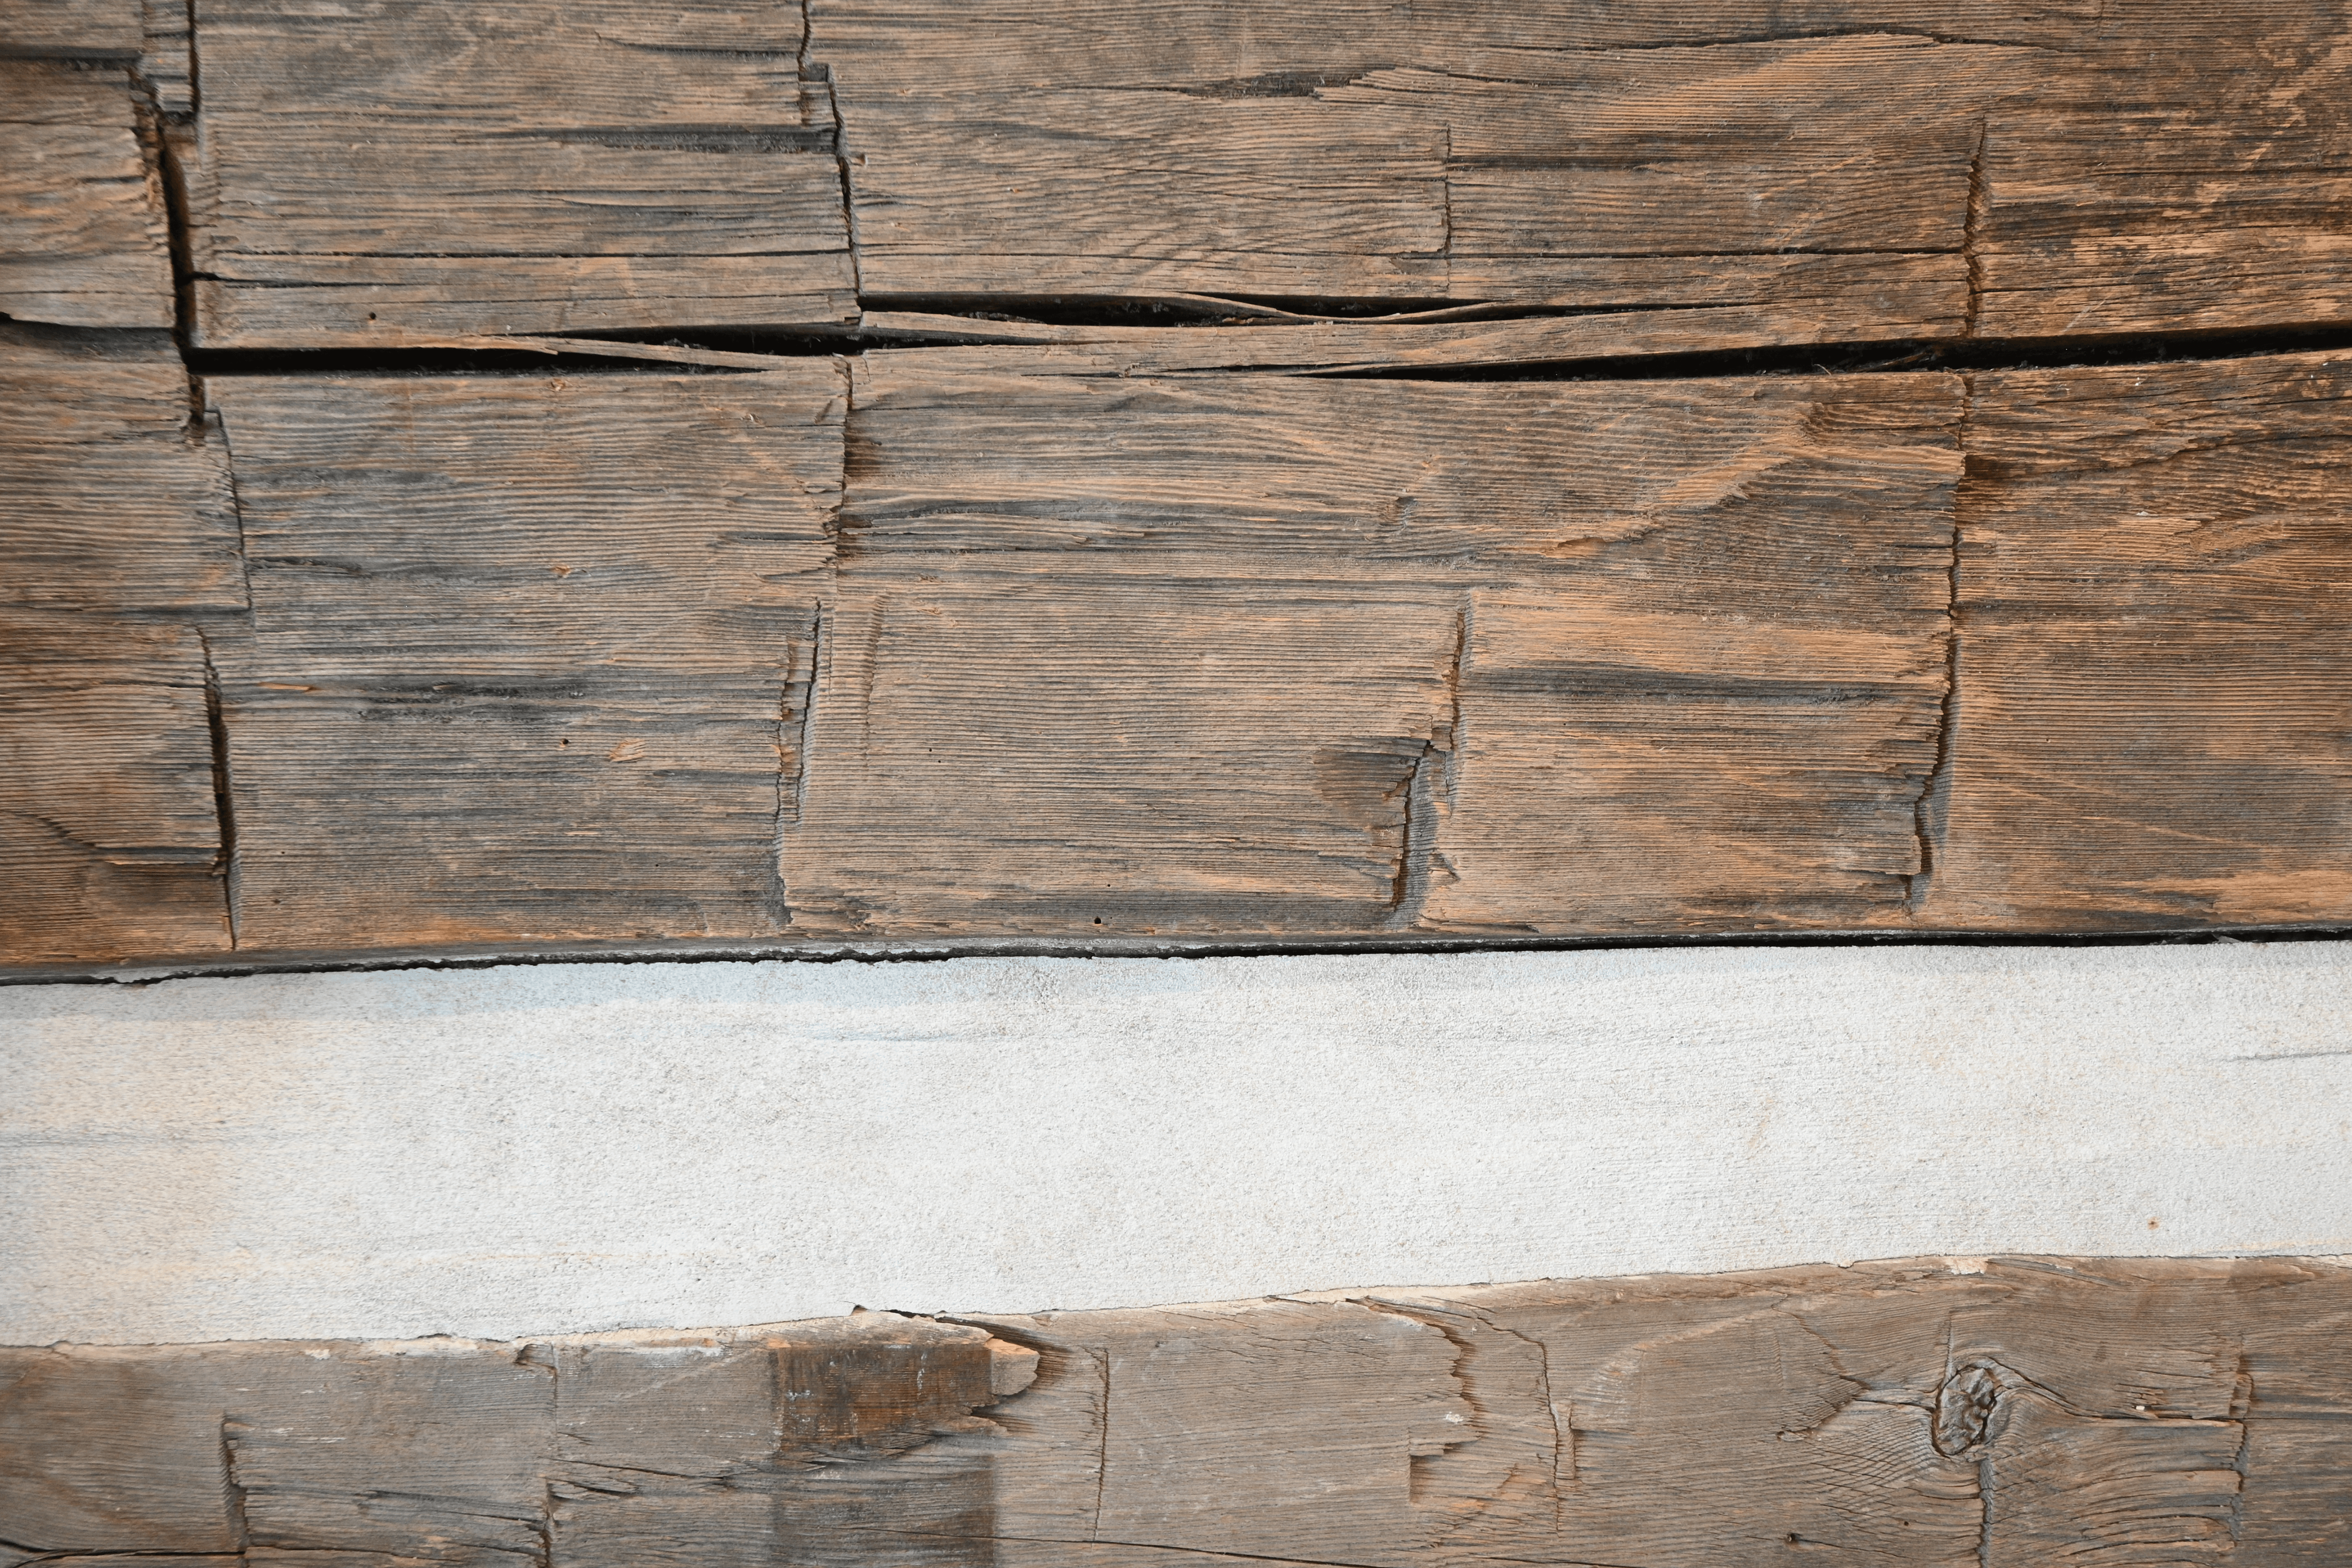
[0, 0, 142, 56]
[133, 0, 191, 114]
[808, 1, 2352, 348]
[1972, 9, 2352, 338]
[0, 326, 240, 962]
[1923, 349, 2352, 929]
[0, 1318, 1038, 1567]
[815, 4, 2005, 336]
[10, 339, 2352, 964]
[74, 0, 2352, 349]
[972, 1258, 2352, 1568]
[201, 366, 844, 953]
[785, 358, 1956, 936]
[0, 58, 174, 328]
[180, 0, 856, 346]
[5, 1260, 2348, 1565]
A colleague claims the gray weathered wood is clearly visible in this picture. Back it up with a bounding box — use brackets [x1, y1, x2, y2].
[0, 325, 240, 963]
[4, 1260, 2347, 1564]
[970, 1258, 2351, 1566]
[201, 365, 844, 953]
[181, 0, 857, 346]
[0, 58, 174, 328]
[0, 1317, 1035, 1566]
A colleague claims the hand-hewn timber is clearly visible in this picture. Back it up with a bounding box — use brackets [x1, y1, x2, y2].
[123, 1, 2352, 353]
[5, 1258, 2348, 1565]
[5, 337, 2351, 964]
[201, 366, 845, 951]
[793, 359, 1956, 936]
[0, 56, 174, 329]
[0, 325, 240, 963]
[0, 0, 144, 58]
[8, 2, 2352, 966]
[809, 0, 2352, 347]
[179, 0, 859, 346]
[1936, 353, 2352, 929]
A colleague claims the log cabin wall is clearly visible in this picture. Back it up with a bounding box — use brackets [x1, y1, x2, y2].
[4, 0, 2352, 1561]
[7, 0, 2352, 969]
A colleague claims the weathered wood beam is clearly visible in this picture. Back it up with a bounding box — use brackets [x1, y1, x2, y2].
[155, 2, 2352, 353]
[811, 1, 2352, 346]
[0, 325, 240, 962]
[4, 1259, 2348, 1565]
[1938, 352, 2352, 927]
[0, 51, 174, 329]
[201, 366, 845, 950]
[180, 0, 859, 346]
[3, 336, 2349, 964]
[0, 0, 143, 59]
[795, 357, 1955, 935]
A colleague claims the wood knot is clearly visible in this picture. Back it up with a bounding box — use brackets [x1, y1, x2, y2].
[1933, 1360, 2008, 1457]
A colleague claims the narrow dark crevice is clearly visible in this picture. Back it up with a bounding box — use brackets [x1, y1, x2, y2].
[1128, 67, 1398, 99]
[861, 291, 1469, 324]
[195, 628, 239, 948]
[809, 69, 864, 299]
[1383, 740, 1443, 929]
[1962, 118, 1990, 337]
[1513, 28, 2052, 52]
[798, 0, 863, 299]
[142, 0, 202, 354]
[1907, 380, 1969, 912]
[165, 319, 2352, 382]
[6, 923, 2348, 988]
[0, 315, 178, 358]
[490, 125, 836, 153]
[177, 345, 829, 375]
[1312, 321, 2352, 382]
[221, 1413, 252, 1552]
[1976, 1454, 1997, 1568]
[772, 600, 826, 923]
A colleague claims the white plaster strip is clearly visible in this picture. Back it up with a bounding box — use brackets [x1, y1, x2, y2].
[4, 942, 2348, 1345]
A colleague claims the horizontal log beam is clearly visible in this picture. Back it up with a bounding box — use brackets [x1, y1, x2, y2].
[5, 1258, 2349, 1566]
[17, 3, 2351, 351]
[6, 3, 2352, 965]
[6, 328, 2348, 966]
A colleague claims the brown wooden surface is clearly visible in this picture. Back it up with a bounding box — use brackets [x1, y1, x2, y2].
[0, 325, 240, 963]
[0, 1, 2325, 349]
[794, 360, 1955, 936]
[4, 340, 2350, 963]
[811, 0, 2352, 345]
[0, 58, 173, 329]
[820, 1, 2352, 346]
[204, 366, 844, 949]
[0, 0, 143, 59]
[6, 1, 2352, 965]
[1938, 353, 2352, 929]
[180, 0, 857, 345]
[5, 1258, 2349, 1566]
